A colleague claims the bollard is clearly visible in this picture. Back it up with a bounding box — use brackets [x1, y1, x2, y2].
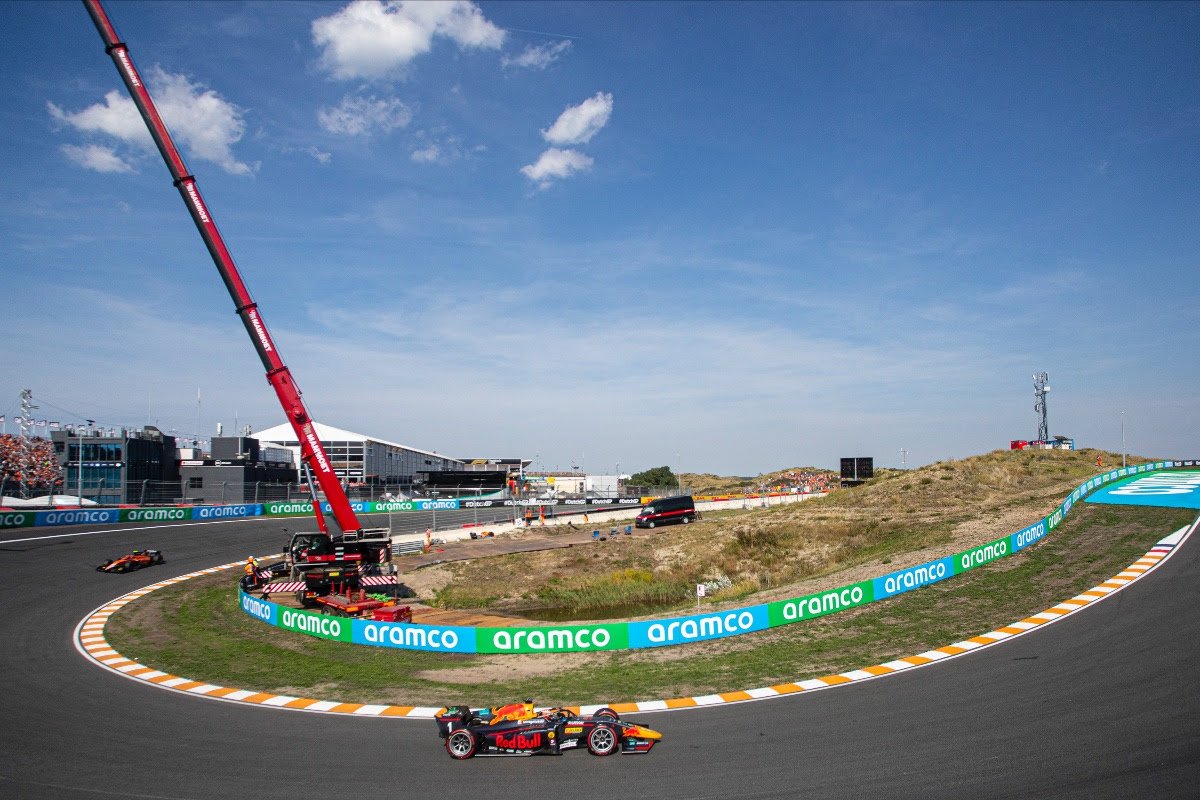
[592, 530, 600, 540]
[625, 525, 633, 535]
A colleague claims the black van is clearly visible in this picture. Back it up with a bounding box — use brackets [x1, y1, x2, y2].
[635, 495, 697, 528]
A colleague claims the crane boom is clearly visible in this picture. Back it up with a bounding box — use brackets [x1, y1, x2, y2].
[83, 0, 362, 535]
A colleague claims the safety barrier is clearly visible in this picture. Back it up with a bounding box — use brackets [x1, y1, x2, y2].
[236, 460, 1200, 653]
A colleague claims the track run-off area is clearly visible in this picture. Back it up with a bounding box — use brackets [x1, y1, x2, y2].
[3, 472, 1200, 799]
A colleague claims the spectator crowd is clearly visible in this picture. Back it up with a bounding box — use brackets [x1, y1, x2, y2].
[0, 434, 63, 496]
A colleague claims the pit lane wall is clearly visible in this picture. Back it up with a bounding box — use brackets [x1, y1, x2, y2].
[237, 460, 1199, 654]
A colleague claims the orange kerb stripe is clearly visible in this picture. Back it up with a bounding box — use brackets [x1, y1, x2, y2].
[237, 693, 276, 704]
[937, 646, 966, 656]
[170, 681, 204, 692]
[820, 675, 852, 686]
[609, 703, 640, 713]
[205, 687, 241, 698]
[719, 691, 751, 703]
[862, 665, 894, 676]
[147, 674, 181, 684]
[770, 683, 804, 695]
[281, 698, 321, 709]
[904, 655, 933, 666]
[379, 706, 417, 716]
[1020, 617, 1047, 626]
[664, 697, 697, 709]
[968, 635, 998, 646]
[325, 703, 363, 714]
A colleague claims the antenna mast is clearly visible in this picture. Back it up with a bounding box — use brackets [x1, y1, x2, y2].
[1033, 372, 1050, 441]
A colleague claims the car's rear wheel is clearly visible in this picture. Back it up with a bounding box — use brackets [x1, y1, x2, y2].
[446, 730, 477, 760]
[681, 515, 691, 524]
[593, 707, 619, 721]
[587, 724, 618, 756]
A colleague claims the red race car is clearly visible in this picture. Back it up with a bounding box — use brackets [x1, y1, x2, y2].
[435, 702, 662, 759]
[97, 549, 165, 573]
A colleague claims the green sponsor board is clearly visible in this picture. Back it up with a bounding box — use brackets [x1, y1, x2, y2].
[0, 511, 35, 529]
[767, 580, 873, 627]
[1046, 505, 1065, 531]
[954, 535, 1010, 574]
[119, 507, 190, 523]
[277, 607, 353, 641]
[264, 500, 317, 517]
[477, 623, 628, 653]
[368, 501, 415, 512]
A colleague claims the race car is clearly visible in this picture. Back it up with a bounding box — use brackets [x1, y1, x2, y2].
[435, 702, 662, 759]
[96, 549, 164, 573]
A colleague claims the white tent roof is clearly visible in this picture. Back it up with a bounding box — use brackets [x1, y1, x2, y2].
[251, 421, 455, 462]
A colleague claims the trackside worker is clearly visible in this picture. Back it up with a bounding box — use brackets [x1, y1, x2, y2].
[525, 507, 533, 527]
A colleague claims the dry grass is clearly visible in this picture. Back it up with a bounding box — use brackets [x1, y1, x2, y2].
[424, 448, 1140, 619]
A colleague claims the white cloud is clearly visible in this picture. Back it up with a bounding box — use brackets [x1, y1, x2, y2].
[49, 68, 252, 175]
[48, 92, 149, 146]
[520, 147, 593, 188]
[411, 143, 441, 163]
[503, 40, 572, 70]
[542, 91, 613, 146]
[312, 0, 505, 80]
[318, 94, 413, 136]
[60, 144, 134, 173]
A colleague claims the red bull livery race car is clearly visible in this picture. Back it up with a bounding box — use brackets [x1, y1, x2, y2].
[435, 702, 662, 759]
[96, 549, 164, 573]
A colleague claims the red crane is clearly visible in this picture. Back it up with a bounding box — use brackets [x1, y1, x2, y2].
[82, 0, 361, 536]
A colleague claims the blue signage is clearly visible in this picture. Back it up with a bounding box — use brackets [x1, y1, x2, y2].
[627, 605, 769, 648]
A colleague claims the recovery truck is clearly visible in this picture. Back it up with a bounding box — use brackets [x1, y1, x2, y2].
[83, 0, 393, 604]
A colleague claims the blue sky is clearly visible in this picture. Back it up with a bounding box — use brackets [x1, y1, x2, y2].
[2, 1, 1197, 476]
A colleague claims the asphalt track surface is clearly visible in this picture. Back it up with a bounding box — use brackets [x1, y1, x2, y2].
[2, 516, 1199, 799]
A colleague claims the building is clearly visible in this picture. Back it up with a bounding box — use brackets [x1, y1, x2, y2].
[436, 458, 531, 493]
[178, 436, 296, 504]
[51, 425, 179, 505]
[252, 422, 464, 490]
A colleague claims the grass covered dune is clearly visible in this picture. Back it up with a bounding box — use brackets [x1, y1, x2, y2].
[107, 449, 1194, 708]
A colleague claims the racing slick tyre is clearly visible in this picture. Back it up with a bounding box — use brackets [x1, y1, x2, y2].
[446, 730, 477, 760]
[586, 724, 618, 756]
[593, 707, 619, 721]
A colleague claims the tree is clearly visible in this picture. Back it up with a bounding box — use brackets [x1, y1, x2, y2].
[629, 465, 677, 487]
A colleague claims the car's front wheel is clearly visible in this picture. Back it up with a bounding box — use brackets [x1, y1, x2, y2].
[446, 730, 477, 760]
[587, 724, 618, 756]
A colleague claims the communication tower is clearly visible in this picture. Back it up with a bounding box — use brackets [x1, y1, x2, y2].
[1033, 372, 1050, 441]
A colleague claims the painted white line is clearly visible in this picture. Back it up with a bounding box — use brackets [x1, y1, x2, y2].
[2, 516, 260, 544]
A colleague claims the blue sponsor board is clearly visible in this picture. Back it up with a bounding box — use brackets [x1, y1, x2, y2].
[627, 605, 769, 648]
[873, 556, 956, 600]
[1011, 519, 1049, 552]
[239, 591, 276, 625]
[192, 503, 262, 520]
[36, 508, 122, 526]
[353, 620, 476, 652]
[415, 499, 460, 511]
[1086, 470, 1200, 509]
